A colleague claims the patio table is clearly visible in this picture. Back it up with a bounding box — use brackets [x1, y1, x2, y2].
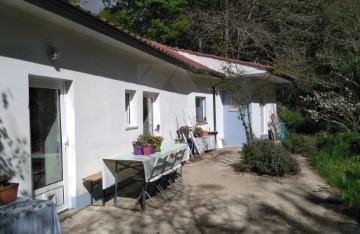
[102, 143, 190, 209]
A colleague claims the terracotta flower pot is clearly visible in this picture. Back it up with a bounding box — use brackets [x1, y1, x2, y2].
[0, 183, 19, 206]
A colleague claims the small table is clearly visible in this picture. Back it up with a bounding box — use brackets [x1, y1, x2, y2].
[0, 197, 62, 234]
[102, 143, 190, 210]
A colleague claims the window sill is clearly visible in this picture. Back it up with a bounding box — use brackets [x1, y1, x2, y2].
[228, 109, 239, 112]
[126, 126, 138, 131]
[196, 121, 208, 126]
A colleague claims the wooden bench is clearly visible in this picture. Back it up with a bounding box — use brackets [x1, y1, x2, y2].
[83, 172, 105, 206]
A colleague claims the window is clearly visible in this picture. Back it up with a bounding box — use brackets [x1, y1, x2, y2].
[125, 90, 137, 129]
[228, 94, 239, 112]
[195, 97, 207, 124]
[125, 92, 131, 124]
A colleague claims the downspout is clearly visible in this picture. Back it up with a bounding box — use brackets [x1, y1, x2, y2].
[212, 86, 217, 131]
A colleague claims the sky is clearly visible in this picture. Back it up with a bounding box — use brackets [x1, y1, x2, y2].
[79, 0, 104, 14]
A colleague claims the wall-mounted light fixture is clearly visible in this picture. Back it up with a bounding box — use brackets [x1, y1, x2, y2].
[47, 46, 59, 63]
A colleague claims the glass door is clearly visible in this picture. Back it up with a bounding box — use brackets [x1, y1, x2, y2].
[143, 97, 153, 135]
[29, 86, 67, 211]
[260, 98, 265, 134]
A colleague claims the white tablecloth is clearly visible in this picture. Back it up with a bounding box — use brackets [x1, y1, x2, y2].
[102, 143, 189, 189]
[0, 197, 62, 234]
[194, 135, 216, 153]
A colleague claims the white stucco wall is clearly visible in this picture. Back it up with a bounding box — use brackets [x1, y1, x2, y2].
[0, 2, 223, 208]
[250, 89, 277, 138]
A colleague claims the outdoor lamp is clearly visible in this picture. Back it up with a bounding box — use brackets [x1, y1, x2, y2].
[47, 46, 59, 63]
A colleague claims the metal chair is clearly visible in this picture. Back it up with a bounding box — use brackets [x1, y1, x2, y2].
[133, 154, 169, 210]
[162, 152, 179, 197]
[172, 148, 186, 184]
[162, 148, 187, 196]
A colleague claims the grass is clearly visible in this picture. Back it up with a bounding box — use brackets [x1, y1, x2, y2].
[293, 131, 360, 219]
[281, 131, 360, 219]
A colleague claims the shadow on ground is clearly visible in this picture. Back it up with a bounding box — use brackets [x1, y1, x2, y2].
[60, 149, 360, 234]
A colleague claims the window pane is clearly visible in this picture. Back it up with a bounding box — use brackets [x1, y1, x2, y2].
[30, 88, 63, 190]
[195, 97, 206, 122]
[202, 98, 206, 120]
[125, 92, 130, 124]
[228, 94, 239, 112]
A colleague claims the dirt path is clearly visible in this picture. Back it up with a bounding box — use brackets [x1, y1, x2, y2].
[60, 148, 360, 233]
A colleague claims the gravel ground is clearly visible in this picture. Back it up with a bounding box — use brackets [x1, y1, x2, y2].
[60, 148, 360, 234]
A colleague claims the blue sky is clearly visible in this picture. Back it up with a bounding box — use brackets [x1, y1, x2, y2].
[79, 0, 104, 14]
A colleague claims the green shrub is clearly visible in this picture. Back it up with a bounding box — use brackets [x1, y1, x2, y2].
[282, 131, 317, 156]
[339, 166, 360, 209]
[278, 105, 324, 133]
[238, 139, 300, 176]
[316, 131, 336, 150]
[278, 105, 305, 129]
[317, 131, 358, 158]
[309, 131, 360, 218]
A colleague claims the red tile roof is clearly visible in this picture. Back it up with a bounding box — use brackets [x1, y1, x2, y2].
[141, 39, 296, 82]
[171, 47, 274, 70]
[140, 39, 223, 76]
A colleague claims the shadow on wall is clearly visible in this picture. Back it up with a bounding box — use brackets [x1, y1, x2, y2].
[0, 89, 30, 197]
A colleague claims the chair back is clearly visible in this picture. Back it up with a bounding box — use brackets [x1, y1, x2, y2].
[148, 154, 168, 181]
[173, 148, 186, 167]
[164, 152, 177, 172]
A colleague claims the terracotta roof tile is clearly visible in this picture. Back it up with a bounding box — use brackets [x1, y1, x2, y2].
[171, 47, 273, 70]
[140, 39, 223, 76]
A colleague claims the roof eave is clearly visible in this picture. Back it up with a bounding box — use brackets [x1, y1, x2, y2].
[23, 0, 206, 74]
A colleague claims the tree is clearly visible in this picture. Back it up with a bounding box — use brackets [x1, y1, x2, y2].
[100, 0, 191, 47]
[298, 0, 360, 132]
[188, 0, 278, 63]
[99, 0, 359, 132]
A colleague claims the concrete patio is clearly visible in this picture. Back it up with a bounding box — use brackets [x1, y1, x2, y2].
[59, 148, 360, 233]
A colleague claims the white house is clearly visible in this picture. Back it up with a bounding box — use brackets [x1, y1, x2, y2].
[166, 47, 292, 145]
[0, 0, 291, 211]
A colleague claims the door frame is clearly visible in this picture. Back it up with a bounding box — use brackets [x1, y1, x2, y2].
[29, 80, 69, 212]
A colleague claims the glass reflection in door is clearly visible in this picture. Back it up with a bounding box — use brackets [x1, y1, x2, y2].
[143, 97, 153, 135]
[30, 87, 63, 190]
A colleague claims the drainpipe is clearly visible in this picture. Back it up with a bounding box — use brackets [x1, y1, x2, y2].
[212, 86, 217, 131]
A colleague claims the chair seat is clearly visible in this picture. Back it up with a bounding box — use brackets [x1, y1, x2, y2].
[162, 168, 174, 176]
[149, 174, 162, 183]
[173, 164, 182, 171]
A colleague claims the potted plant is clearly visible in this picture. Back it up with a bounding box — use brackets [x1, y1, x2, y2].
[193, 126, 203, 137]
[0, 174, 18, 206]
[154, 136, 164, 152]
[132, 138, 144, 155]
[137, 135, 155, 155]
[142, 142, 153, 156]
[201, 130, 209, 137]
[147, 135, 157, 154]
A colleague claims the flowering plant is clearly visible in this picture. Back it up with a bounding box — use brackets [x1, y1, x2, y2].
[153, 136, 164, 146]
[0, 174, 11, 187]
[132, 138, 145, 147]
[193, 126, 203, 137]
